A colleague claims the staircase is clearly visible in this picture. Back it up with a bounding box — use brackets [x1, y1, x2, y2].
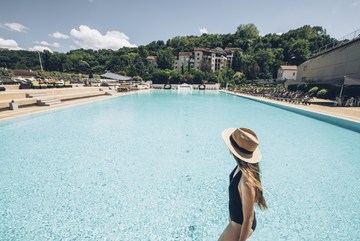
[26, 93, 48, 98]
[36, 97, 62, 106]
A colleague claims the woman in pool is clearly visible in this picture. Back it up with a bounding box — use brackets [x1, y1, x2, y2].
[219, 127, 267, 241]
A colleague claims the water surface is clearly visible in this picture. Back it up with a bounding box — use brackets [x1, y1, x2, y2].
[1, 90, 359, 240]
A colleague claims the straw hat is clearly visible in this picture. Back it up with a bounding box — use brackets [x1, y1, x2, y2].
[221, 128, 262, 163]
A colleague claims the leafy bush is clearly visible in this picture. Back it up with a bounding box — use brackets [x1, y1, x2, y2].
[308, 86, 319, 96]
[317, 89, 328, 98]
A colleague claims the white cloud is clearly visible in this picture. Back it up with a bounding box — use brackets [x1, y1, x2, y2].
[0, 22, 28, 32]
[70, 25, 137, 50]
[34, 41, 60, 48]
[0, 38, 22, 50]
[49, 31, 70, 39]
[199, 27, 208, 34]
[29, 46, 53, 53]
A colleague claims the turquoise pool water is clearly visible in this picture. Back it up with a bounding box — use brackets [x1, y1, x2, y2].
[0, 90, 359, 240]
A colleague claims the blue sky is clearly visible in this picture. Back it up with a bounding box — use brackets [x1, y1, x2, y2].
[1, 0, 360, 53]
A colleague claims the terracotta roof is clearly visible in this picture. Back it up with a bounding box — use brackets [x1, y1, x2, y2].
[194, 48, 212, 52]
[280, 65, 297, 70]
[224, 47, 243, 52]
[179, 52, 192, 56]
[13, 70, 37, 77]
[194, 47, 243, 54]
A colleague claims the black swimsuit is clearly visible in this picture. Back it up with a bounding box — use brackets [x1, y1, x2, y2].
[229, 166, 257, 230]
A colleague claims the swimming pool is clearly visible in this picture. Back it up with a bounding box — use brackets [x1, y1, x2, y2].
[0, 90, 359, 240]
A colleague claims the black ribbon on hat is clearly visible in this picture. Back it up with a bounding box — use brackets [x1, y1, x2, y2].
[230, 135, 253, 155]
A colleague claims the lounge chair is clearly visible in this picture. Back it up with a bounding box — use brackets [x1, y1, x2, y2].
[345, 97, 355, 107]
[31, 81, 41, 89]
[300, 95, 313, 105]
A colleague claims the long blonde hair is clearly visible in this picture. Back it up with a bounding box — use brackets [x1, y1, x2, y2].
[234, 156, 267, 210]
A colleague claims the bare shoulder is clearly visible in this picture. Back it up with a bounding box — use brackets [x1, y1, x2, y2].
[238, 175, 256, 199]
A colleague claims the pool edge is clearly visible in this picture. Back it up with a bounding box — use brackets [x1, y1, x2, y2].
[223, 91, 360, 133]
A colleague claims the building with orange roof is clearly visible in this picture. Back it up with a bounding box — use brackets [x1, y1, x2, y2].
[146, 56, 158, 68]
[277, 65, 298, 80]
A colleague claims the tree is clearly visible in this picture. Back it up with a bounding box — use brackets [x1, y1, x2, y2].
[48, 53, 67, 72]
[208, 74, 218, 83]
[200, 59, 211, 73]
[235, 24, 260, 39]
[232, 72, 244, 85]
[254, 48, 275, 79]
[189, 69, 205, 84]
[288, 39, 311, 65]
[157, 49, 174, 70]
[152, 69, 170, 84]
[231, 50, 242, 72]
[126, 64, 138, 77]
[169, 70, 181, 84]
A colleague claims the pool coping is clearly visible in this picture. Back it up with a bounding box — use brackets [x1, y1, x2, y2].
[0, 89, 150, 122]
[222, 90, 360, 133]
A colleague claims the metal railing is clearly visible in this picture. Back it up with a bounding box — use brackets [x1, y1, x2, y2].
[311, 29, 360, 57]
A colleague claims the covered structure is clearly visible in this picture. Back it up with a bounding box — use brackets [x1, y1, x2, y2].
[252, 79, 286, 85]
[285, 76, 360, 86]
[285, 76, 360, 98]
[101, 72, 132, 81]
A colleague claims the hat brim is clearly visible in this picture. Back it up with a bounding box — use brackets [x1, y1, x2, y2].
[221, 128, 262, 164]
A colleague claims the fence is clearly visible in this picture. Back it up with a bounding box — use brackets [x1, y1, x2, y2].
[311, 29, 360, 57]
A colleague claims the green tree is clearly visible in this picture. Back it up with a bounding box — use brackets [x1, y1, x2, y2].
[231, 50, 242, 72]
[126, 64, 138, 77]
[200, 59, 211, 73]
[157, 49, 174, 70]
[254, 48, 275, 79]
[189, 69, 205, 84]
[152, 69, 170, 84]
[235, 23, 260, 39]
[289, 39, 311, 65]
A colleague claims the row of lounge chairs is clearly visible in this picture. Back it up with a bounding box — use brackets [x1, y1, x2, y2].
[236, 87, 313, 105]
[20, 81, 72, 89]
[334, 97, 360, 107]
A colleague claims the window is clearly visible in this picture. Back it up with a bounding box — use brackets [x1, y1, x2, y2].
[293, 72, 295, 76]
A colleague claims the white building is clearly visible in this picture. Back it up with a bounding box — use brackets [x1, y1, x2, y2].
[174, 52, 193, 72]
[193, 47, 241, 72]
[277, 65, 297, 80]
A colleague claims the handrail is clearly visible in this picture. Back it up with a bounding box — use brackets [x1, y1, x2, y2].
[311, 28, 360, 58]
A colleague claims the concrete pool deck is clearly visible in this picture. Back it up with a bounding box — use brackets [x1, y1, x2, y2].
[0, 87, 149, 121]
[222, 90, 360, 123]
[1, 88, 359, 124]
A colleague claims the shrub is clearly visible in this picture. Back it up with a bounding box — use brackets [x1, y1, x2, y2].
[308, 86, 319, 96]
[317, 89, 328, 98]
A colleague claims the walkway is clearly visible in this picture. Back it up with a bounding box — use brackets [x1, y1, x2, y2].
[224, 91, 360, 123]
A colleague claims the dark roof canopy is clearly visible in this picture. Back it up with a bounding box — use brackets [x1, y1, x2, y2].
[101, 72, 132, 81]
[252, 79, 286, 85]
[344, 77, 360, 86]
[285, 77, 360, 86]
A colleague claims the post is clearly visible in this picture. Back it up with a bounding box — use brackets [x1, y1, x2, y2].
[9, 100, 18, 110]
[37, 51, 43, 71]
[339, 76, 346, 98]
[339, 84, 344, 98]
